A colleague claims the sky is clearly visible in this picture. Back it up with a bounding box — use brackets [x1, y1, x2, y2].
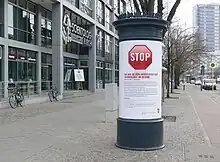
[171, 0, 220, 27]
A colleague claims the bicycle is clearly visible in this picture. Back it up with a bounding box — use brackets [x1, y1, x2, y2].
[48, 85, 59, 102]
[8, 87, 24, 109]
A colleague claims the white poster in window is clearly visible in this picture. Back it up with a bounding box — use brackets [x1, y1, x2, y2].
[64, 69, 72, 82]
[74, 69, 85, 82]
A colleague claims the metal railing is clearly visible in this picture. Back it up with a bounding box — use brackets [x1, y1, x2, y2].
[8, 81, 39, 98]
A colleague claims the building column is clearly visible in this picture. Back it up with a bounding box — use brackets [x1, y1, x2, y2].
[112, 37, 116, 83]
[52, 2, 63, 98]
[36, 5, 41, 94]
[88, 25, 97, 93]
[88, 0, 97, 93]
[3, 0, 8, 98]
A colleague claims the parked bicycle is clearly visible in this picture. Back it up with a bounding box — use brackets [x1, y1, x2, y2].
[48, 85, 59, 102]
[8, 87, 24, 109]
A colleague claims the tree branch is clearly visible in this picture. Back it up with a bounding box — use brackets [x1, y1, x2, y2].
[167, 0, 181, 22]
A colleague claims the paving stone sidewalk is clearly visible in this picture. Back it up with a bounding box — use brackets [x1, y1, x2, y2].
[0, 89, 216, 162]
[26, 90, 209, 162]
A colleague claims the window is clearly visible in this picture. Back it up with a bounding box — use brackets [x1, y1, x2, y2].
[8, 47, 37, 96]
[96, 0, 104, 25]
[0, 46, 3, 97]
[0, 0, 4, 37]
[79, 0, 93, 17]
[64, 57, 78, 90]
[41, 53, 52, 91]
[115, 64, 119, 86]
[105, 34, 112, 60]
[41, 8, 52, 48]
[115, 39, 119, 62]
[63, 8, 92, 52]
[96, 29, 104, 57]
[119, 0, 126, 14]
[105, 7, 113, 31]
[96, 61, 104, 89]
[66, 0, 79, 8]
[105, 63, 112, 84]
[114, 0, 119, 14]
[8, 2, 36, 44]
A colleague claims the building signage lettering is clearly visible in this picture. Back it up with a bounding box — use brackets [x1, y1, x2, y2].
[62, 14, 92, 46]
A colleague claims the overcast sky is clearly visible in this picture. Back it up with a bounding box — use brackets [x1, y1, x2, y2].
[171, 0, 220, 27]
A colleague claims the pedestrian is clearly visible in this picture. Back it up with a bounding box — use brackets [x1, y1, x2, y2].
[183, 81, 185, 91]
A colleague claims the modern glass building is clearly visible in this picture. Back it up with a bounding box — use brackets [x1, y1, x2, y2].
[0, 0, 126, 99]
[193, 4, 220, 75]
[193, 4, 220, 52]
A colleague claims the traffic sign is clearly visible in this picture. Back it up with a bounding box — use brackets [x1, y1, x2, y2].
[211, 63, 215, 68]
[128, 45, 152, 70]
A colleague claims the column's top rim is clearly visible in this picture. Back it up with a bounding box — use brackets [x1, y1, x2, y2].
[113, 13, 168, 29]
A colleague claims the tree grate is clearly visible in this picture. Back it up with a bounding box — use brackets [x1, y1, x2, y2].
[162, 115, 176, 122]
[198, 154, 215, 159]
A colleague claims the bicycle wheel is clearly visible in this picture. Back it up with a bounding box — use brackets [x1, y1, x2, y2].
[17, 93, 24, 107]
[48, 91, 53, 102]
[9, 95, 17, 109]
[53, 91, 58, 101]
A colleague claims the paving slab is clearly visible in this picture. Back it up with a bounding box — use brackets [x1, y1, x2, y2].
[0, 88, 216, 162]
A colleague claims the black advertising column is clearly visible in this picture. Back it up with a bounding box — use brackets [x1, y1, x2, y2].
[113, 14, 167, 151]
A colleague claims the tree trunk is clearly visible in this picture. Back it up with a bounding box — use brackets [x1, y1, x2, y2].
[174, 67, 179, 89]
[177, 75, 180, 86]
[166, 48, 170, 98]
[171, 63, 174, 93]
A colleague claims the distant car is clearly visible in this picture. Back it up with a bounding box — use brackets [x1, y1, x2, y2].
[203, 79, 216, 90]
[190, 80, 195, 84]
[195, 80, 202, 85]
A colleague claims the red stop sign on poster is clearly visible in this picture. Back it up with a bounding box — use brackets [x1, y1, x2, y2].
[128, 45, 152, 70]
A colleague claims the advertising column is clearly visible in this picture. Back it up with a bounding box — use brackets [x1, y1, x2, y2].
[113, 14, 167, 151]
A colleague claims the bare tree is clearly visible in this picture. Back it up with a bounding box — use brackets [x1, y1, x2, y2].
[163, 25, 207, 94]
[128, 0, 181, 23]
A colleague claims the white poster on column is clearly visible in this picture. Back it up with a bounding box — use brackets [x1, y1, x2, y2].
[119, 40, 162, 120]
[74, 69, 85, 82]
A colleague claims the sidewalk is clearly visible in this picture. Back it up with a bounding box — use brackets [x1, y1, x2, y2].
[0, 89, 217, 162]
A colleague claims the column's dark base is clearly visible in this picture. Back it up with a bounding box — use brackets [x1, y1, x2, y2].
[116, 117, 164, 151]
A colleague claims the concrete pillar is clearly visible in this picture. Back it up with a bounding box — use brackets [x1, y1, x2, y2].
[88, 25, 97, 93]
[88, 0, 97, 93]
[36, 5, 41, 94]
[52, 2, 63, 98]
[3, 0, 8, 98]
[112, 37, 116, 83]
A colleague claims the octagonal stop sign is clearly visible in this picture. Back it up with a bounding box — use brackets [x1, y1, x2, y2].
[128, 45, 152, 70]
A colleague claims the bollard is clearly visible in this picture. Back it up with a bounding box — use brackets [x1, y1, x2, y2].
[183, 84, 185, 91]
[200, 85, 203, 91]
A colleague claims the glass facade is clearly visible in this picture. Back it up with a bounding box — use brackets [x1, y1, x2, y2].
[0, 0, 123, 100]
[96, 61, 104, 89]
[64, 57, 78, 90]
[8, 0, 36, 44]
[105, 62, 112, 84]
[96, 28, 105, 57]
[105, 7, 112, 31]
[41, 53, 52, 91]
[0, 46, 3, 98]
[96, 0, 104, 25]
[63, 7, 92, 55]
[115, 39, 119, 85]
[79, 0, 93, 17]
[41, 8, 52, 48]
[0, 1, 4, 37]
[105, 34, 112, 61]
[8, 47, 37, 95]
